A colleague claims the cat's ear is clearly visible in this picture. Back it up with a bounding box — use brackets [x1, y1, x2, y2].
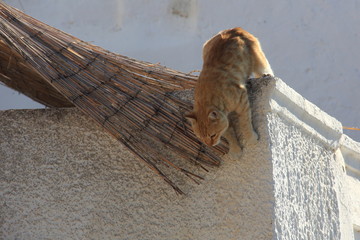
[208, 110, 219, 120]
[185, 111, 197, 124]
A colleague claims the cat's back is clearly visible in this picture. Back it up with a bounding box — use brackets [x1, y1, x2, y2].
[202, 27, 258, 68]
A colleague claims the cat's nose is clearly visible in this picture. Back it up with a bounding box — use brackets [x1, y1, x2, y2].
[204, 139, 213, 146]
[204, 139, 216, 146]
[211, 139, 220, 146]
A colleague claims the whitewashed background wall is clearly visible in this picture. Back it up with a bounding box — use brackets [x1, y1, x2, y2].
[1, 0, 359, 142]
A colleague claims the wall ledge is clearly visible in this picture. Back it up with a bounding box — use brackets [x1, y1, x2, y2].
[269, 77, 343, 149]
[340, 134, 360, 180]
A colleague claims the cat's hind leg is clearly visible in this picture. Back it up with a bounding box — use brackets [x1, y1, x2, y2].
[251, 43, 274, 78]
[253, 57, 273, 78]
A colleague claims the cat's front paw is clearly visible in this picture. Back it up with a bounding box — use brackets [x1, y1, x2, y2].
[227, 144, 243, 158]
[247, 131, 259, 145]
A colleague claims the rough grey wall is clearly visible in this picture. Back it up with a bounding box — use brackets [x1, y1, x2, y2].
[0, 104, 275, 239]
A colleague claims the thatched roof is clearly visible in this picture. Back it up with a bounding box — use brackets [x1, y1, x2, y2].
[0, 39, 73, 107]
[0, 3, 228, 194]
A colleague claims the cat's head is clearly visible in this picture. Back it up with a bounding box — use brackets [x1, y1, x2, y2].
[185, 109, 228, 146]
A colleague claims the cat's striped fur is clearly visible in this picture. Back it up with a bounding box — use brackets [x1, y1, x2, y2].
[186, 27, 273, 154]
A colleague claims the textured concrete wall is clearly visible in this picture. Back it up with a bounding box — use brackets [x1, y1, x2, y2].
[264, 80, 343, 239]
[261, 79, 360, 240]
[1, 77, 359, 239]
[0, 79, 275, 239]
[270, 114, 341, 239]
[338, 135, 360, 239]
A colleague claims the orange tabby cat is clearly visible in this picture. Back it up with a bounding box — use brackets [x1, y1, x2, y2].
[186, 27, 273, 154]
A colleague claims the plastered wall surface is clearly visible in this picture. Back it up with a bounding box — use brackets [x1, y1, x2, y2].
[1, 77, 359, 239]
[269, 113, 340, 239]
[0, 101, 275, 238]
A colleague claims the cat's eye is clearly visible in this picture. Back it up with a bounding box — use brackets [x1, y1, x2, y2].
[208, 111, 219, 120]
[210, 134, 217, 139]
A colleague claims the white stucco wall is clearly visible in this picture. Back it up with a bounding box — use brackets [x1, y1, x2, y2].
[339, 135, 360, 239]
[1, 77, 359, 239]
[0, 80, 277, 239]
[265, 79, 343, 239]
[1, 0, 360, 141]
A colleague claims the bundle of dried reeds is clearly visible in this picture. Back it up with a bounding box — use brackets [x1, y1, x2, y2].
[0, 3, 227, 194]
[0, 39, 74, 107]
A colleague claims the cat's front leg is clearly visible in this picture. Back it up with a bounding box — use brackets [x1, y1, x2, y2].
[223, 126, 243, 156]
[246, 128, 259, 145]
[233, 93, 259, 146]
[236, 112, 258, 146]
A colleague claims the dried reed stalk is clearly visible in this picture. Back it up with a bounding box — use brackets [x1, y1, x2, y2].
[0, 3, 228, 194]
